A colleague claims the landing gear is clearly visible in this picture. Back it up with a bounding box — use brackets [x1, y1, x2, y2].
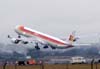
[50, 46, 56, 49]
[14, 40, 21, 44]
[43, 45, 48, 49]
[35, 46, 40, 50]
[22, 41, 28, 44]
[35, 43, 40, 50]
[45, 44, 56, 49]
[44, 44, 56, 49]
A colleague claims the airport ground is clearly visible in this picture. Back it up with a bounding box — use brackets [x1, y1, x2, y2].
[0, 63, 100, 69]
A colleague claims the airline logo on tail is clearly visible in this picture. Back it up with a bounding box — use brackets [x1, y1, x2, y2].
[69, 34, 75, 41]
[68, 31, 78, 44]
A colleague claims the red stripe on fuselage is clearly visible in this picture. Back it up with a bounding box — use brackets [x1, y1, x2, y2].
[18, 26, 66, 45]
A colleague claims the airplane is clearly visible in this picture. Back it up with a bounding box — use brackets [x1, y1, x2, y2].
[8, 25, 79, 50]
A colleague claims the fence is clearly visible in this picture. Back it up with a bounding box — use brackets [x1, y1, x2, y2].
[0, 63, 100, 69]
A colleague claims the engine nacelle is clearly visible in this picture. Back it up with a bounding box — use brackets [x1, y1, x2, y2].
[11, 38, 21, 44]
[8, 35, 29, 44]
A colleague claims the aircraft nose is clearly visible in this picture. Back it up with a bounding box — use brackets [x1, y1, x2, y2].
[15, 25, 24, 34]
[16, 25, 24, 29]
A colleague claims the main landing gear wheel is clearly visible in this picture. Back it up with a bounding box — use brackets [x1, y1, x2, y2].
[43, 45, 48, 49]
[35, 43, 40, 50]
[35, 46, 40, 50]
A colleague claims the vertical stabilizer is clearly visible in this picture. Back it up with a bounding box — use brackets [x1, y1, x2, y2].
[68, 31, 78, 44]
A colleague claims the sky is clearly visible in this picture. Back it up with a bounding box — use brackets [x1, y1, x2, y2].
[0, 0, 100, 43]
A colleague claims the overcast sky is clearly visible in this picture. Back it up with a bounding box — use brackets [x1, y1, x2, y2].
[0, 0, 100, 43]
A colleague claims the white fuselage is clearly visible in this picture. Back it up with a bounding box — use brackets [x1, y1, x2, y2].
[15, 25, 73, 48]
